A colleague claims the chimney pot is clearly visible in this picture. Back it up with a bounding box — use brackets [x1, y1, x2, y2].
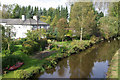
[33, 15, 38, 21]
[22, 15, 26, 21]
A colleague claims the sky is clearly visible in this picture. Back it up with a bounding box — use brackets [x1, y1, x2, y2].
[1, 0, 68, 9]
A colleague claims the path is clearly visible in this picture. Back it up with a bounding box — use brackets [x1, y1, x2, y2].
[32, 50, 57, 60]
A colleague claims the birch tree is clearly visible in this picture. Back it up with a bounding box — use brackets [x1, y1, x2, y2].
[70, 2, 96, 41]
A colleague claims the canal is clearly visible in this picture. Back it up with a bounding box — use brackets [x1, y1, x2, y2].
[38, 40, 120, 78]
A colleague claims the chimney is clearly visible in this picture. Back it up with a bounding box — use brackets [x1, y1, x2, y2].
[33, 15, 38, 21]
[22, 15, 26, 21]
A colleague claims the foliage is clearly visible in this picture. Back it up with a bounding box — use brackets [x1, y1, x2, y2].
[56, 18, 69, 41]
[12, 4, 21, 18]
[66, 30, 73, 37]
[90, 35, 100, 43]
[22, 40, 39, 54]
[14, 70, 30, 78]
[22, 39, 48, 55]
[70, 2, 96, 40]
[1, 25, 15, 52]
[2, 54, 23, 69]
[26, 29, 46, 41]
[47, 39, 52, 44]
[37, 39, 48, 51]
[14, 38, 27, 45]
[70, 40, 91, 50]
[98, 17, 118, 39]
[108, 2, 118, 17]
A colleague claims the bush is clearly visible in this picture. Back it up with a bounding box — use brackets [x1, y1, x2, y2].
[50, 44, 58, 50]
[59, 46, 68, 53]
[22, 39, 48, 55]
[2, 50, 11, 55]
[37, 39, 48, 51]
[14, 70, 30, 78]
[64, 36, 72, 41]
[14, 38, 27, 45]
[90, 35, 100, 43]
[70, 40, 91, 52]
[2, 55, 23, 69]
[22, 40, 38, 55]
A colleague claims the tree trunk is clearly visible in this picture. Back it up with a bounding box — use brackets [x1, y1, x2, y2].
[80, 27, 83, 41]
[62, 38, 63, 42]
[8, 43, 10, 50]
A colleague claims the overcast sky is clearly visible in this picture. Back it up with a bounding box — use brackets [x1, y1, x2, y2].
[1, 0, 68, 9]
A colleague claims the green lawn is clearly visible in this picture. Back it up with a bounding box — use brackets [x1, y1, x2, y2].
[2, 45, 48, 78]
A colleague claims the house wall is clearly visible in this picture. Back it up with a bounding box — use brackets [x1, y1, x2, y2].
[0, 23, 6, 26]
[11, 25, 32, 39]
[0, 22, 50, 39]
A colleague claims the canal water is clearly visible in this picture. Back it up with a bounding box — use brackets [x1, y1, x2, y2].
[38, 40, 120, 78]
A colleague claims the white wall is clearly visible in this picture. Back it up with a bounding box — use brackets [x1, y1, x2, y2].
[0, 22, 50, 39]
[11, 25, 32, 39]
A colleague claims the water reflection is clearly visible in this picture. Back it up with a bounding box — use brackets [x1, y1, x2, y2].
[38, 40, 120, 78]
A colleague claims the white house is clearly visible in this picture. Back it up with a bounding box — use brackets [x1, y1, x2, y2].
[0, 15, 50, 39]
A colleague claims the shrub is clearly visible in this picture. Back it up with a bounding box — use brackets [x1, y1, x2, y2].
[14, 70, 30, 78]
[47, 39, 52, 44]
[64, 36, 72, 41]
[70, 40, 91, 52]
[22, 40, 37, 54]
[2, 50, 11, 55]
[59, 46, 68, 53]
[90, 35, 100, 43]
[14, 38, 27, 45]
[2, 55, 23, 69]
[37, 39, 48, 51]
[22, 39, 48, 55]
[50, 44, 58, 50]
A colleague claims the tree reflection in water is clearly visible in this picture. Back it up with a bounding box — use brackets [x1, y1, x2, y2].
[39, 40, 120, 78]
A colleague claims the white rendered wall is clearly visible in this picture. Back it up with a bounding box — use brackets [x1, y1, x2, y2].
[0, 22, 50, 39]
[11, 25, 32, 39]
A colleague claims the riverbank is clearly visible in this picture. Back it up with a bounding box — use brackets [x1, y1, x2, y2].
[107, 49, 120, 78]
[2, 40, 94, 79]
[2, 37, 120, 79]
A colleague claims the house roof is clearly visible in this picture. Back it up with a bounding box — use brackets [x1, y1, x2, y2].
[0, 19, 49, 26]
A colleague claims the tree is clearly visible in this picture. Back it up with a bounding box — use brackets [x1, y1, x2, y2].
[1, 25, 15, 51]
[98, 17, 118, 39]
[108, 2, 120, 36]
[50, 15, 59, 28]
[47, 7, 55, 21]
[12, 4, 21, 18]
[70, 2, 96, 41]
[55, 6, 61, 20]
[43, 8, 47, 16]
[20, 6, 26, 17]
[56, 18, 69, 41]
[2, 4, 15, 18]
[108, 2, 118, 17]
[33, 6, 37, 15]
[39, 8, 43, 16]
[61, 6, 68, 19]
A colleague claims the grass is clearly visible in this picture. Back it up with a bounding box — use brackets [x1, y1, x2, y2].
[107, 50, 119, 78]
[2, 45, 48, 78]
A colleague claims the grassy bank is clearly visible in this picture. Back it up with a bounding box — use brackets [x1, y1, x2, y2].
[107, 49, 120, 78]
[2, 40, 97, 79]
[3, 37, 118, 79]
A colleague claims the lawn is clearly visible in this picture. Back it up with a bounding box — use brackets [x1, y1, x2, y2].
[2, 45, 48, 78]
